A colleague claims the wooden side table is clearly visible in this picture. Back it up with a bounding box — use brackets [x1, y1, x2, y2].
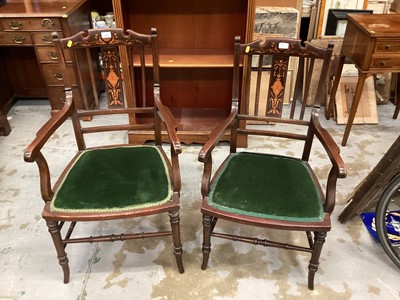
[326, 14, 400, 146]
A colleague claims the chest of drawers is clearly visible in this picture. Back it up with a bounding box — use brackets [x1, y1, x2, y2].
[0, 0, 96, 129]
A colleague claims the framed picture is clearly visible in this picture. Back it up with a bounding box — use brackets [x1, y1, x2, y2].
[253, 7, 299, 68]
[254, 7, 299, 37]
[325, 9, 373, 36]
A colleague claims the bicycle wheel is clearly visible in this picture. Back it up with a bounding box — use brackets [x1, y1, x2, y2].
[375, 173, 400, 269]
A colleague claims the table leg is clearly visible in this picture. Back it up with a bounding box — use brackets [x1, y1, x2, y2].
[0, 114, 11, 136]
[341, 72, 368, 146]
[326, 54, 346, 120]
[393, 73, 400, 119]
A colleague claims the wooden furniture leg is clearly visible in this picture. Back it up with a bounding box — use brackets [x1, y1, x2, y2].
[0, 114, 11, 136]
[326, 54, 345, 120]
[393, 73, 400, 119]
[169, 210, 185, 273]
[308, 231, 326, 290]
[201, 214, 212, 270]
[341, 72, 369, 146]
[46, 221, 70, 283]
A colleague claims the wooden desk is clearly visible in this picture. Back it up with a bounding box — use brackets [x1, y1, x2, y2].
[0, 0, 94, 135]
[327, 14, 400, 146]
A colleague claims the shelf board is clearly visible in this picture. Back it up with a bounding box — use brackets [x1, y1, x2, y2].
[137, 107, 230, 131]
[172, 108, 230, 131]
[161, 48, 234, 68]
[129, 108, 233, 145]
[133, 48, 234, 68]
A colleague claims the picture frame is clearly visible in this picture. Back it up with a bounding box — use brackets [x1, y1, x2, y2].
[325, 9, 373, 36]
[253, 7, 299, 68]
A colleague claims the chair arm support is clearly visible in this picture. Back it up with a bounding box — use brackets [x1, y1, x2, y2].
[154, 86, 181, 154]
[311, 114, 346, 179]
[311, 112, 346, 213]
[198, 109, 237, 197]
[198, 109, 237, 163]
[23, 89, 73, 202]
[24, 89, 74, 163]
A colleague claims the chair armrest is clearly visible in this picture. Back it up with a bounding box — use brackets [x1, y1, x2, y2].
[23, 89, 73, 202]
[198, 108, 237, 163]
[311, 110, 346, 213]
[198, 107, 237, 197]
[311, 112, 346, 178]
[154, 86, 181, 154]
[24, 90, 74, 163]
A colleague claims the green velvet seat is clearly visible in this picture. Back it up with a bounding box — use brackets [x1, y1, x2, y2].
[51, 146, 172, 213]
[209, 152, 324, 222]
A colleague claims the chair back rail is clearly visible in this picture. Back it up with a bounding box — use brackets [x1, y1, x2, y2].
[236, 37, 333, 117]
[52, 28, 167, 150]
[230, 36, 334, 157]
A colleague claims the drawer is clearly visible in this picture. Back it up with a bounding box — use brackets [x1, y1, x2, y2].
[375, 40, 400, 52]
[0, 17, 61, 32]
[0, 32, 32, 45]
[36, 47, 72, 63]
[41, 63, 77, 86]
[32, 32, 64, 46]
[47, 87, 80, 110]
[370, 58, 400, 69]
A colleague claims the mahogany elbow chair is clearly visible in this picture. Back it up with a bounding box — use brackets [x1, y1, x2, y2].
[198, 36, 346, 290]
[24, 27, 184, 283]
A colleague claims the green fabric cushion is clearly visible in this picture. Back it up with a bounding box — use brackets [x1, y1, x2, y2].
[51, 146, 172, 213]
[209, 152, 324, 222]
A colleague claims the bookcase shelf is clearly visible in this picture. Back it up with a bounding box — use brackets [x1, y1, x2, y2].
[109, 0, 300, 145]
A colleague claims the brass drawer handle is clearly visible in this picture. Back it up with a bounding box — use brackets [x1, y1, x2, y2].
[11, 36, 25, 44]
[41, 35, 53, 44]
[48, 51, 58, 60]
[41, 18, 55, 29]
[385, 44, 392, 50]
[380, 61, 387, 67]
[9, 21, 22, 30]
[54, 73, 63, 81]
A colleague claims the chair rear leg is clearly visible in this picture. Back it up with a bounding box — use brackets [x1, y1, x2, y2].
[211, 217, 218, 231]
[169, 210, 184, 273]
[201, 214, 212, 270]
[308, 231, 327, 290]
[46, 220, 70, 283]
[306, 231, 314, 248]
